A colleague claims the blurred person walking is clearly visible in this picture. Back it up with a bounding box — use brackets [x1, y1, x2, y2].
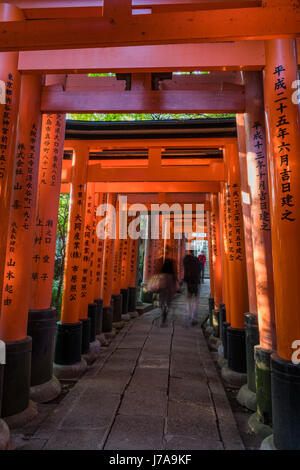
[183, 251, 201, 325]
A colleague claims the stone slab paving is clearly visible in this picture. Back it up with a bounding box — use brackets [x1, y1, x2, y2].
[11, 280, 244, 450]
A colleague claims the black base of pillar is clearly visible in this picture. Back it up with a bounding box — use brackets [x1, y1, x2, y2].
[128, 287, 137, 312]
[245, 313, 259, 393]
[102, 306, 113, 333]
[94, 299, 103, 335]
[54, 321, 82, 366]
[222, 322, 230, 359]
[27, 307, 56, 387]
[1, 337, 32, 418]
[271, 352, 300, 450]
[219, 304, 226, 347]
[121, 288, 129, 315]
[87, 304, 97, 343]
[227, 327, 247, 373]
[255, 345, 273, 426]
[208, 297, 214, 326]
[112, 294, 122, 323]
[219, 303, 226, 322]
[141, 290, 153, 303]
[212, 310, 220, 338]
[80, 318, 91, 354]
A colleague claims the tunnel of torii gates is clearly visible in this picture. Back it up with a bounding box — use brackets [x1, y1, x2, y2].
[0, 0, 300, 453]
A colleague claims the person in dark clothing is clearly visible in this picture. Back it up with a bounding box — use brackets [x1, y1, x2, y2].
[158, 258, 177, 325]
[183, 251, 201, 325]
[198, 250, 206, 284]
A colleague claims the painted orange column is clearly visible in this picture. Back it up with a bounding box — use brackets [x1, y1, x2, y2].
[30, 114, 66, 310]
[78, 182, 95, 319]
[224, 143, 249, 330]
[111, 202, 123, 296]
[0, 75, 42, 342]
[143, 215, 153, 283]
[87, 187, 97, 305]
[210, 194, 222, 310]
[93, 192, 106, 301]
[219, 183, 231, 323]
[207, 211, 214, 300]
[121, 217, 133, 291]
[236, 114, 258, 317]
[0, 4, 24, 309]
[176, 239, 181, 281]
[181, 237, 185, 280]
[128, 239, 139, 289]
[100, 193, 117, 308]
[263, 39, 300, 361]
[243, 71, 276, 351]
[60, 144, 89, 324]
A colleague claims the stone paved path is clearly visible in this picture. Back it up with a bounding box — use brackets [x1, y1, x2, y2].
[11, 280, 244, 450]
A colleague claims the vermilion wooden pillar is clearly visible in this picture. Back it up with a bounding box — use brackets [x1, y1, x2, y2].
[93, 192, 106, 300]
[236, 112, 260, 410]
[219, 183, 232, 360]
[28, 113, 66, 403]
[210, 194, 222, 311]
[207, 211, 214, 300]
[207, 210, 217, 335]
[142, 215, 154, 302]
[222, 142, 249, 377]
[54, 143, 89, 376]
[240, 72, 277, 422]
[101, 193, 117, 333]
[236, 114, 258, 317]
[86, 185, 100, 347]
[262, 39, 300, 450]
[180, 236, 185, 281]
[120, 216, 133, 317]
[0, 4, 23, 313]
[93, 191, 106, 336]
[78, 182, 96, 355]
[0, 74, 42, 420]
[219, 184, 231, 324]
[0, 5, 23, 441]
[128, 232, 139, 316]
[111, 202, 123, 324]
[176, 239, 182, 281]
[218, 187, 231, 354]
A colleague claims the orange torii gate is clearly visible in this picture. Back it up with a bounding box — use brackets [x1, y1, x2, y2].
[0, 0, 299, 451]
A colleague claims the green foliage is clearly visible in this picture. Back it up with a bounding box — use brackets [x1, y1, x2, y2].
[51, 193, 70, 318]
[88, 73, 116, 77]
[68, 112, 235, 122]
[51, 279, 63, 321]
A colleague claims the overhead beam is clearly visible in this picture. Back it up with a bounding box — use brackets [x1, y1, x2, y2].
[58, 187, 210, 208]
[126, 192, 209, 204]
[133, 0, 261, 13]
[41, 87, 245, 113]
[1, 5, 299, 52]
[18, 42, 265, 73]
[18, 40, 300, 74]
[60, 181, 220, 193]
[63, 72, 243, 91]
[12, 0, 261, 16]
[61, 160, 224, 183]
[64, 137, 234, 149]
